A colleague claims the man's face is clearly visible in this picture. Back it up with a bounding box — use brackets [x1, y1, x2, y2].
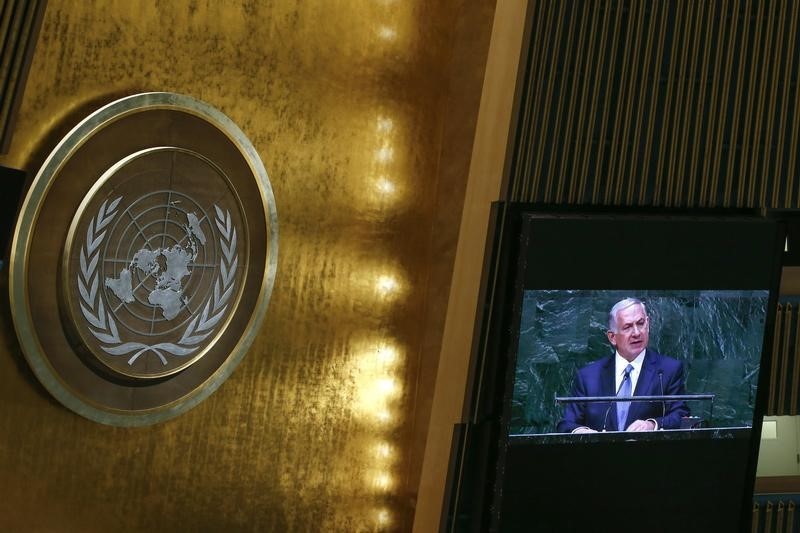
[607, 303, 649, 361]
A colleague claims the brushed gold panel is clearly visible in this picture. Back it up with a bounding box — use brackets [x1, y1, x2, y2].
[0, 0, 495, 531]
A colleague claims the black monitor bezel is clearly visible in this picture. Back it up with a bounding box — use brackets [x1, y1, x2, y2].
[447, 203, 785, 532]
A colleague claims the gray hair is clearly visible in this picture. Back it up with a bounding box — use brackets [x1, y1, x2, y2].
[608, 298, 647, 332]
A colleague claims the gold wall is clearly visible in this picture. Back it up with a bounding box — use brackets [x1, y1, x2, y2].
[0, 1, 495, 530]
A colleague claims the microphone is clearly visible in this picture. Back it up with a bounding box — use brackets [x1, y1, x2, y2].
[658, 370, 665, 428]
[602, 403, 613, 432]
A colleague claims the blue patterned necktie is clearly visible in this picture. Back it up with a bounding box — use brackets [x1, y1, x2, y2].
[616, 364, 634, 431]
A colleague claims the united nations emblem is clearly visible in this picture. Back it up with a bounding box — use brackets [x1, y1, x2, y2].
[10, 93, 278, 425]
[64, 148, 248, 380]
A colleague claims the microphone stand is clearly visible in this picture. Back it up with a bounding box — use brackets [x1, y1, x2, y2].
[658, 370, 665, 429]
[602, 403, 613, 432]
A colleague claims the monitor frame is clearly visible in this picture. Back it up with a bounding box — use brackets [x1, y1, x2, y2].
[443, 203, 785, 533]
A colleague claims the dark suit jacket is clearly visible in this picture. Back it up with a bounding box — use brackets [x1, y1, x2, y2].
[556, 349, 690, 433]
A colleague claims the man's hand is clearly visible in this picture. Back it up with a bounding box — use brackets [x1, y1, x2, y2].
[572, 426, 598, 434]
[626, 419, 656, 432]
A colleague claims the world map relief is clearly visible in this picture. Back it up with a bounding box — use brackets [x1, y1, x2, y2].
[105, 212, 206, 320]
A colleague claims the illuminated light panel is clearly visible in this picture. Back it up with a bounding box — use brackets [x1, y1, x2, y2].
[377, 508, 391, 527]
[375, 442, 393, 459]
[353, 342, 402, 372]
[377, 26, 397, 41]
[375, 176, 396, 195]
[375, 145, 394, 163]
[376, 274, 399, 295]
[350, 341, 405, 420]
[376, 377, 398, 397]
[376, 116, 394, 132]
[376, 345, 398, 366]
[374, 471, 393, 491]
[353, 375, 400, 420]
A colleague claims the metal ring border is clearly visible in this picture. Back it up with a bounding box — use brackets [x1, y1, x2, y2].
[9, 92, 279, 426]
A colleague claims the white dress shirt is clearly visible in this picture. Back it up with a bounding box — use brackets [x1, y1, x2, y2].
[615, 349, 646, 394]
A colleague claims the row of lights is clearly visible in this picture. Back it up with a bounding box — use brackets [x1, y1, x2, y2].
[356, 2, 405, 526]
[371, 112, 401, 529]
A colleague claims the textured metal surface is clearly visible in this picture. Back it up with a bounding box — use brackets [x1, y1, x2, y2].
[508, 1, 800, 208]
[0, 0, 493, 531]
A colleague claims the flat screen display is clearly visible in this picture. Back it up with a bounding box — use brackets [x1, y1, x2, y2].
[445, 208, 784, 532]
[510, 289, 769, 435]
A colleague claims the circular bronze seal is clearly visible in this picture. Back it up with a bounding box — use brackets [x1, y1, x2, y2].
[10, 93, 278, 425]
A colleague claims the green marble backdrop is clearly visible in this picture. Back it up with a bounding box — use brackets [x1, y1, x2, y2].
[511, 290, 769, 435]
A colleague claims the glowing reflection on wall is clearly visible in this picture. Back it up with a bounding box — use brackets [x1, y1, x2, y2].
[367, 105, 405, 529]
[375, 176, 396, 196]
[375, 274, 400, 297]
[342, 10, 409, 524]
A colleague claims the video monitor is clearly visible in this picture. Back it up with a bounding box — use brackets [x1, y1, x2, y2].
[445, 207, 785, 532]
[497, 212, 782, 444]
[511, 289, 769, 436]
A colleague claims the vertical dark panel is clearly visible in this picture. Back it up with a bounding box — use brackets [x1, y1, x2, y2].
[662, 0, 696, 206]
[0, 164, 25, 262]
[784, 7, 800, 209]
[763, 302, 800, 416]
[778, 302, 792, 414]
[768, 304, 782, 414]
[0, 0, 47, 154]
[531, 1, 569, 202]
[507, 0, 800, 209]
[625, 1, 657, 205]
[680, 0, 710, 206]
[564, 2, 600, 203]
[605, 1, 640, 204]
[757, 3, 781, 208]
[639, 1, 670, 205]
[575, 1, 615, 203]
[775, 4, 797, 208]
[708, 0, 740, 207]
[590, 1, 625, 203]
[791, 302, 800, 415]
[542, 2, 581, 203]
[721, 1, 748, 207]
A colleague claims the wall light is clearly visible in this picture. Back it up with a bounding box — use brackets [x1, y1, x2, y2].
[375, 177, 396, 195]
[375, 145, 393, 163]
[376, 345, 398, 366]
[374, 471, 393, 491]
[375, 377, 398, 398]
[377, 117, 394, 132]
[375, 442, 393, 459]
[376, 274, 399, 295]
[377, 508, 391, 527]
[377, 26, 397, 41]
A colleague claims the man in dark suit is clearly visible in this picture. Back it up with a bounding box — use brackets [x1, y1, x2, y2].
[557, 298, 689, 433]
